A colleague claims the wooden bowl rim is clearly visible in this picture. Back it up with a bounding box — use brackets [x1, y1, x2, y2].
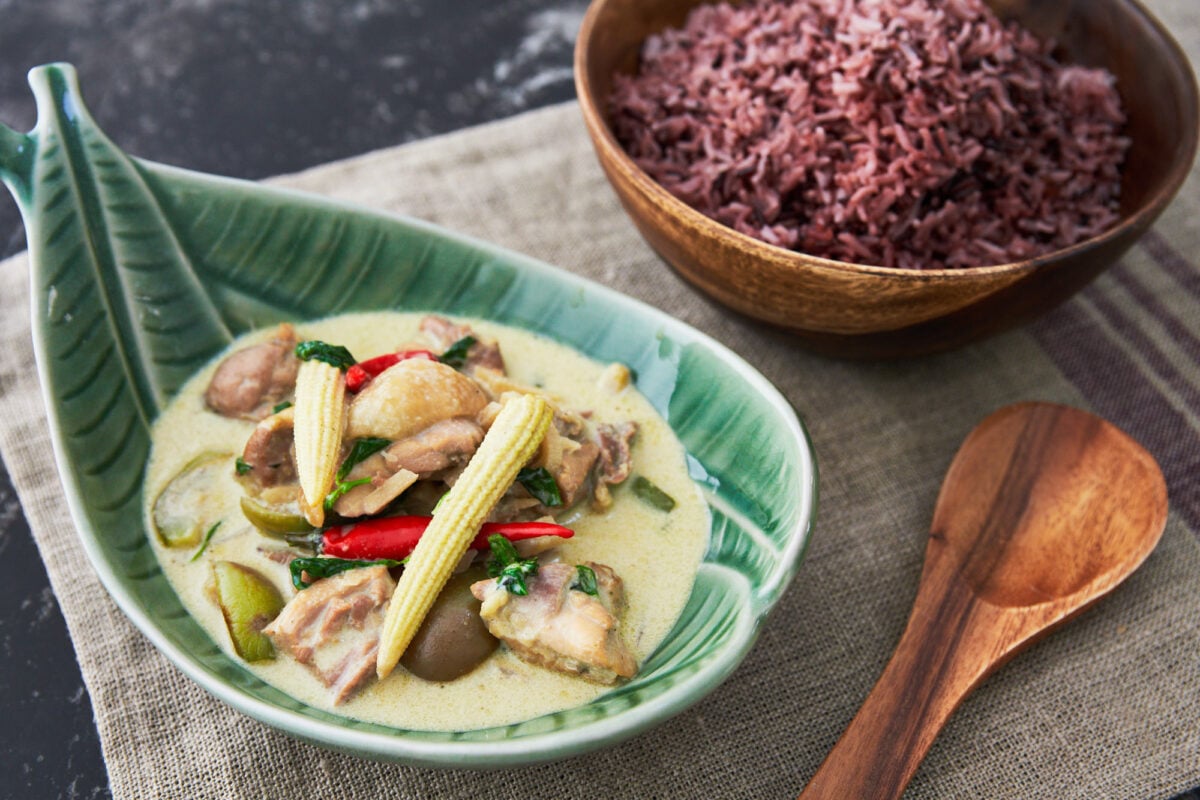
[574, 0, 1200, 285]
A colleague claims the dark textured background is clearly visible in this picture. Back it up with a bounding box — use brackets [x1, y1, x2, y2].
[1, 2, 1197, 799]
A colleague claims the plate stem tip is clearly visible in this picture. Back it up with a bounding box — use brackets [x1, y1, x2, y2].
[0, 122, 33, 205]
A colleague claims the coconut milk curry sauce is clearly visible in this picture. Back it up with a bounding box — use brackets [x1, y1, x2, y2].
[143, 313, 708, 731]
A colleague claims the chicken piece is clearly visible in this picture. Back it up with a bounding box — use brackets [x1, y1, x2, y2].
[346, 359, 488, 441]
[419, 315, 505, 374]
[382, 418, 484, 476]
[537, 422, 600, 510]
[333, 468, 419, 519]
[329, 448, 398, 518]
[205, 324, 299, 420]
[471, 561, 637, 684]
[332, 418, 484, 517]
[552, 438, 600, 509]
[596, 422, 637, 485]
[482, 414, 599, 522]
[486, 495, 545, 523]
[593, 422, 637, 510]
[240, 406, 296, 489]
[263, 565, 395, 704]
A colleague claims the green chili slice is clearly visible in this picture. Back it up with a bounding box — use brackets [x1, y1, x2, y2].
[632, 475, 676, 512]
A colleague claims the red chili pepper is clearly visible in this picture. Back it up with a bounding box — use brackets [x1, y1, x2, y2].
[345, 349, 438, 392]
[308, 515, 573, 560]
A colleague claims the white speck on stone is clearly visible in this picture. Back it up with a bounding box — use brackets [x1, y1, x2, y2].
[21, 586, 58, 627]
[0, 493, 20, 528]
[483, 3, 587, 112]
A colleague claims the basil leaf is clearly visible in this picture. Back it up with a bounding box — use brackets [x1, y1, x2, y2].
[294, 340, 356, 370]
[190, 521, 221, 562]
[632, 475, 676, 512]
[485, 533, 539, 596]
[324, 477, 373, 510]
[337, 437, 392, 481]
[438, 335, 476, 369]
[486, 535, 520, 574]
[321, 438, 394, 509]
[272, 400, 292, 413]
[290, 557, 402, 590]
[496, 562, 539, 596]
[234, 456, 252, 476]
[571, 564, 598, 596]
[518, 466, 563, 507]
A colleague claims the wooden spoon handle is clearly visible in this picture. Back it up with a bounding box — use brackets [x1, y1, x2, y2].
[799, 577, 988, 800]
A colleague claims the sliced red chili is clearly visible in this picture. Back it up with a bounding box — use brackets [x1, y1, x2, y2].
[344, 349, 438, 392]
[314, 515, 572, 560]
[343, 364, 376, 393]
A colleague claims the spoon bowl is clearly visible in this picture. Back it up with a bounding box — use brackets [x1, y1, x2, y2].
[936, 402, 1165, 607]
[799, 402, 1167, 799]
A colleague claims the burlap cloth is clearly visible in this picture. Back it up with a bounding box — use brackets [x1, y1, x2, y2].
[3, 3, 1200, 794]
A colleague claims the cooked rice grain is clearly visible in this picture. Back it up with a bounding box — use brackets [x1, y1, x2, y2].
[609, 0, 1130, 269]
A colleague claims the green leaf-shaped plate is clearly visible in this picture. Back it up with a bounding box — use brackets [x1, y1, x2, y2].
[0, 63, 817, 767]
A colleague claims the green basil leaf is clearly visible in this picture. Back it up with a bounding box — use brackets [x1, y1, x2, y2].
[485, 533, 539, 596]
[496, 562, 538, 596]
[271, 400, 292, 413]
[294, 340, 356, 370]
[438, 335, 476, 369]
[486, 534, 520, 576]
[518, 466, 563, 507]
[337, 437, 392, 481]
[234, 456, 253, 476]
[289, 557, 402, 590]
[571, 564, 598, 596]
[324, 477, 373, 510]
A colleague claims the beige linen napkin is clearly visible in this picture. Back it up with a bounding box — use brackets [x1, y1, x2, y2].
[3, 4, 1200, 796]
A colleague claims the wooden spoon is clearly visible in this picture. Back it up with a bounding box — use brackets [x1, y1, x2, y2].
[799, 402, 1168, 800]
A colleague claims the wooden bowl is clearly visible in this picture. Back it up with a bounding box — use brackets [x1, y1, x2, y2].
[574, 0, 1199, 358]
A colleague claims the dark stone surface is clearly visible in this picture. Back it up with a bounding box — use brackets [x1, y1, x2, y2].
[0, 461, 110, 800]
[0, 0, 585, 256]
[0, 2, 581, 797]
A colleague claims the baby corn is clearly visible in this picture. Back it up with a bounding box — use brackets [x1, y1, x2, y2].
[376, 392, 553, 679]
[293, 359, 346, 528]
